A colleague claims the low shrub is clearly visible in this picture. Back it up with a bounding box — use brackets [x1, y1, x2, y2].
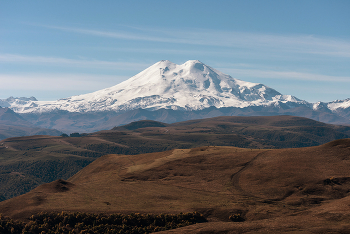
[0, 211, 206, 234]
[229, 213, 245, 222]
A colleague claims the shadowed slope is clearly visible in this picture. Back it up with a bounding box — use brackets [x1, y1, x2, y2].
[0, 107, 62, 140]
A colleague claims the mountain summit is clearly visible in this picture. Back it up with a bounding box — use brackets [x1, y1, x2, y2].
[1, 60, 349, 133]
[8, 60, 306, 113]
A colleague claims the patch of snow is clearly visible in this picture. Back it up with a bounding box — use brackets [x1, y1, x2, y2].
[327, 98, 350, 111]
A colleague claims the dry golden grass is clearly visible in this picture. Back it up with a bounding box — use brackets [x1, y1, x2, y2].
[2, 115, 349, 202]
[1, 139, 350, 233]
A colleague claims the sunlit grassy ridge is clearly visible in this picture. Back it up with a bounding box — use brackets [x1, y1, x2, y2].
[0, 115, 349, 201]
[1, 139, 350, 232]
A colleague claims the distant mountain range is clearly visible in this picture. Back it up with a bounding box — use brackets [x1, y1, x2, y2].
[1, 60, 349, 133]
[0, 107, 62, 140]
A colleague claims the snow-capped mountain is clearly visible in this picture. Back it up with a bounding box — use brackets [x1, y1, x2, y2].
[327, 98, 350, 111]
[0, 96, 37, 108]
[313, 99, 350, 112]
[4, 60, 309, 114]
[1, 60, 349, 133]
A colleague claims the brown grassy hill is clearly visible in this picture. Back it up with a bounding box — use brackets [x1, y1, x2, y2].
[0, 115, 349, 202]
[1, 138, 350, 232]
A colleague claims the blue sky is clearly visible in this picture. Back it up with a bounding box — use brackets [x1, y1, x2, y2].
[1, 0, 349, 103]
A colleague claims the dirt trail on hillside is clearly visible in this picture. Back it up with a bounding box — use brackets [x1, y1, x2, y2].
[127, 149, 191, 173]
[230, 151, 270, 199]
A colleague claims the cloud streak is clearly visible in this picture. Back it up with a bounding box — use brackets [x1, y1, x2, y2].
[0, 73, 128, 91]
[1, 66, 348, 94]
[40, 24, 350, 58]
[0, 54, 149, 70]
[220, 67, 350, 83]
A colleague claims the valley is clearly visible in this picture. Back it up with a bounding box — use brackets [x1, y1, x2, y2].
[1, 115, 349, 201]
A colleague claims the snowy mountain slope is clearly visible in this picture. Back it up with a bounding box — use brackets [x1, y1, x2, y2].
[6, 60, 309, 114]
[325, 98, 350, 121]
[327, 98, 350, 111]
[0, 96, 37, 108]
[312, 99, 350, 120]
[313, 99, 350, 112]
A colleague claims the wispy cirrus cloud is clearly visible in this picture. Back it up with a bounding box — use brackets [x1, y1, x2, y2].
[2, 52, 348, 84]
[44, 25, 177, 43]
[0, 54, 149, 70]
[0, 73, 128, 90]
[220, 67, 350, 83]
[38, 24, 350, 58]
